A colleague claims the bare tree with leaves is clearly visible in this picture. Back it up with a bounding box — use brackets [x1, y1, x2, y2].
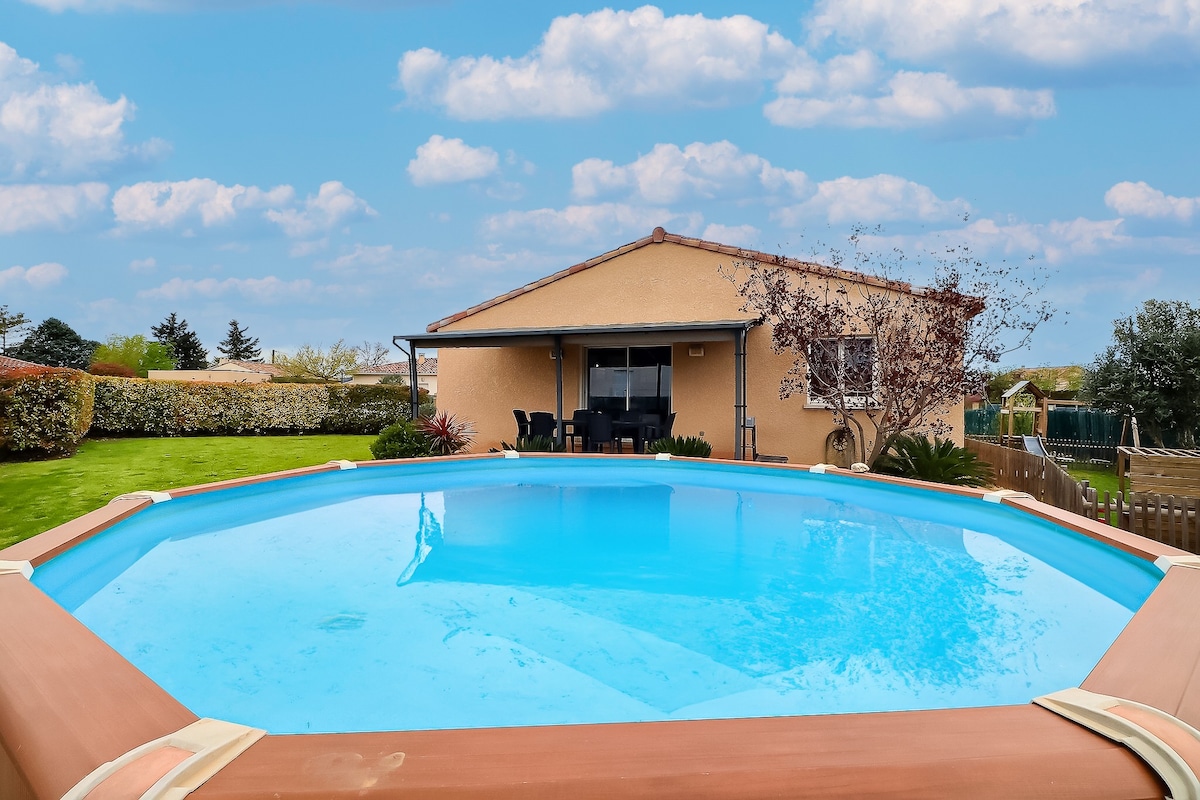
[0, 305, 30, 354]
[275, 340, 361, 382]
[726, 227, 1054, 466]
[355, 341, 393, 371]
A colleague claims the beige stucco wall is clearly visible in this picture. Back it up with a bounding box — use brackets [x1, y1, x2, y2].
[436, 240, 965, 461]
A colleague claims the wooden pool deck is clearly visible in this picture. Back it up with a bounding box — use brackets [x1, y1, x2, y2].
[2, 455, 1198, 799]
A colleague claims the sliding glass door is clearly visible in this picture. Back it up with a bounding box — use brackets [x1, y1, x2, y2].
[586, 346, 672, 416]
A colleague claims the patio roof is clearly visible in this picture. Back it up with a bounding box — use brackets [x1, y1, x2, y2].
[397, 319, 756, 350]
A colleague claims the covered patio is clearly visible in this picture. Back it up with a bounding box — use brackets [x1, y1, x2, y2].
[395, 319, 756, 457]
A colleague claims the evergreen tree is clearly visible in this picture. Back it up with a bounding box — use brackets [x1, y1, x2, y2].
[216, 319, 262, 362]
[10, 318, 99, 369]
[0, 305, 30, 354]
[151, 312, 209, 369]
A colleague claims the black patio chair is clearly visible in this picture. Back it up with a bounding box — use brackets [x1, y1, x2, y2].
[513, 409, 531, 439]
[659, 411, 677, 439]
[529, 411, 557, 439]
[586, 412, 617, 453]
[566, 409, 591, 452]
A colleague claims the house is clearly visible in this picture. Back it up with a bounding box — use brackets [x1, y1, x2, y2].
[147, 359, 285, 384]
[0, 354, 57, 375]
[349, 356, 438, 394]
[398, 227, 965, 463]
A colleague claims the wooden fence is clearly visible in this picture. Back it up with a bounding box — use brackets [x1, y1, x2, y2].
[966, 437, 1200, 554]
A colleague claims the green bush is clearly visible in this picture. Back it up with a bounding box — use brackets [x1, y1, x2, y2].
[0, 367, 94, 457]
[873, 434, 991, 487]
[646, 435, 712, 458]
[370, 420, 435, 459]
[91, 377, 417, 437]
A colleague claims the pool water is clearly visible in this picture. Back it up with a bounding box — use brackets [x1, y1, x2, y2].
[33, 458, 1161, 734]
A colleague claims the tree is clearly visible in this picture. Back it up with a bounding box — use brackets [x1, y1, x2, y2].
[92, 334, 176, 378]
[1082, 300, 1200, 447]
[275, 340, 361, 382]
[151, 312, 209, 369]
[9, 318, 100, 370]
[216, 319, 261, 362]
[0, 305, 30, 354]
[727, 227, 1053, 467]
[355, 341, 392, 371]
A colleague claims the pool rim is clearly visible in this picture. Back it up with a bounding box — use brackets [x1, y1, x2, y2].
[0, 452, 1189, 799]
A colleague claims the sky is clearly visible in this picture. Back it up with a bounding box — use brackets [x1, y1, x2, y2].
[1, 0, 1197, 368]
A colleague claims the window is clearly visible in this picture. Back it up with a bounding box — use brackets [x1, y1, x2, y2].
[806, 336, 875, 406]
[586, 346, 672, 416]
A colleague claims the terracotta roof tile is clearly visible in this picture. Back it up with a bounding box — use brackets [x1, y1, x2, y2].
[0, 354, 58, 375]
[357, 359, 437, 376]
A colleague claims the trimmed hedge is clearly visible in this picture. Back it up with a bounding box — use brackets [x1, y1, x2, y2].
[91, 377, 418, 436]
[0, 367, 95, 457]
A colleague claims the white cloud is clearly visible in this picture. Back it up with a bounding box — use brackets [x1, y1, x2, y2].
[701, 223, 761, 247]
[572, 141, 810, 204]
[0, 41, 163, 179]
[112, 178, 293, 229]
[408, 134, 500, 186]
[112, 178, 372, 238]
[765, 70, 1054, 132]
[775, 174, 971, 225]
[0, 182, 107, 233]
[129, 256, 156, 272]
[399, 6, 796, 119]
[264, 181, 375, 238]
[1105, 181, 1197, 222]
[0, 261, 68, 289]
[956, 216, 1130, 264]
[137, 275, 314, 303]
[808, 0, 1200, 71]
[482, 202, 702, 246]
[322, 243, 398, 272]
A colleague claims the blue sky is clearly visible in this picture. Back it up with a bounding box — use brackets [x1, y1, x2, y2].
[1, 0, 1197, 367]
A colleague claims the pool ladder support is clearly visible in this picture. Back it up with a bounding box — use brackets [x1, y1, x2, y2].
[1035, 687, 1200, 800]
[62, 718, 265, 800]
[110, 490, 173, 504]
[0, 560, 32, 579]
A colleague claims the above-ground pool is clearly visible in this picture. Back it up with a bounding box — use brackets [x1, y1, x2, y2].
[31, 456, 1160, 736]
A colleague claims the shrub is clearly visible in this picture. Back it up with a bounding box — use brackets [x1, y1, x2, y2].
[324, 384, 413, 434]
[418, 411, 475, 455]
[873, 434, 991, 487]
[88, 361, 136, 377]
[494, 435, 565, 452]
[370, 420, 435, 459]
[0, 367, 94, 457]
[646, 435, 712, 458]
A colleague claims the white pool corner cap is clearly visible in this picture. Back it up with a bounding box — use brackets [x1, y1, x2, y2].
[1155, 554, 1200, 574]
[110, 489, 172, 505]
[983, 489, 1034, 504]
[62, 717, 266, 800]
[503, 450, 520, 459]
[809, 463, 836, 474]
[0, 560, 33, 579]
[1034, 687, 1200, 800]
[327, 459, 358, 470]
[655, 452, 672, 461]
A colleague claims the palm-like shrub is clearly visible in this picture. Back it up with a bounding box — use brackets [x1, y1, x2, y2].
[873, 434, 991, 487]
[418, 411, 475, 455]
[646, 435, 713, 458]
[494, 435, 565, 452]
[370, 420, 435, 460]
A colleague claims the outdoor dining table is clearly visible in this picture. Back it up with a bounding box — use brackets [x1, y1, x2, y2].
[611, 419, 659, 454]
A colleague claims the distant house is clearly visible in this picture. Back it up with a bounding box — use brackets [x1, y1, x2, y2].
[349, 356, 438, 394]
[0, 355, 56, 375]
[396, 227, 966, 462]
[147, 359, 286, 384]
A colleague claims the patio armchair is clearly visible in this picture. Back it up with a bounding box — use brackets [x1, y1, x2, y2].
[566, 409, 591, 452]
[586, 412, 618, 453]
[513, 409, 531, 439]
[529, 411, 557, 439]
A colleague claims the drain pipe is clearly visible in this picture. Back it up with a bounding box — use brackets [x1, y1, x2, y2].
[391, 336, 419, 421]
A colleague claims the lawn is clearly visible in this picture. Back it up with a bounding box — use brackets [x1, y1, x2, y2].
[0, 435, 374, 550]
[1064, 462, 1120, 499]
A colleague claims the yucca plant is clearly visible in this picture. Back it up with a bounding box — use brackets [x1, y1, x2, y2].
[646, 435, 713, 458]
[873, 434, 991, 487]
[494, 435, 565, 452]
[417, 411, 475, 455]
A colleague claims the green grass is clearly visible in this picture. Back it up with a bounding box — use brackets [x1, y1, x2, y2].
[1064, 462, 1120, 498]
[0, 435, 374, 550]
